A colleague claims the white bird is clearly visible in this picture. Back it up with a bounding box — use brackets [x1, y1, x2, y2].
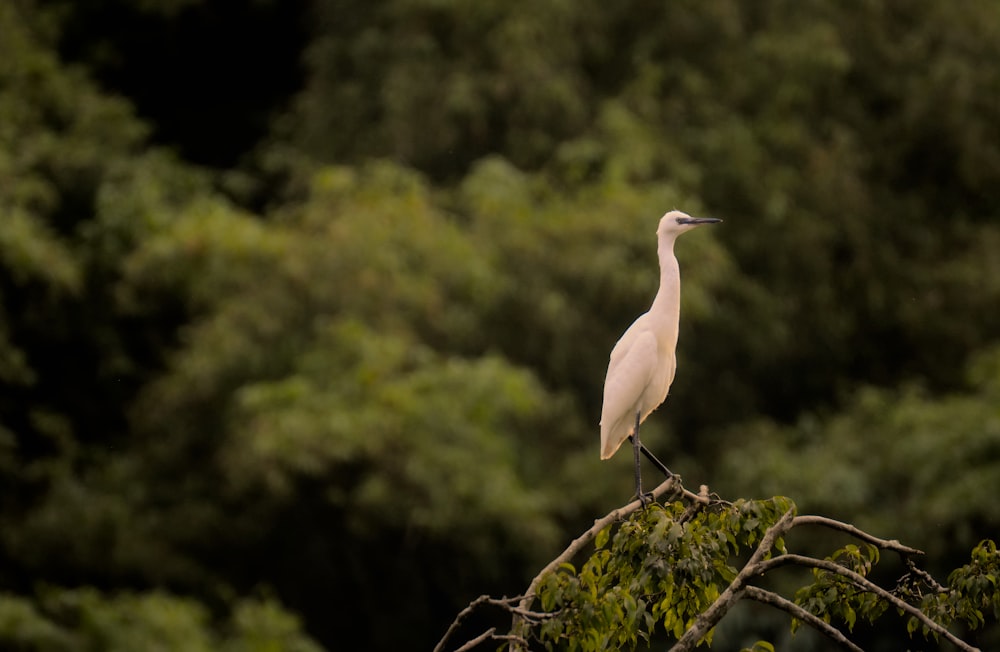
[599, 210, 721, 502]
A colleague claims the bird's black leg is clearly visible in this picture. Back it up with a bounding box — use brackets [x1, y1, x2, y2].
[631, 412, 653, 506]
[638, 443, 674, 479]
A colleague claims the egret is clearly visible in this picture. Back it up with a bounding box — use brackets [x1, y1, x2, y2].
[599, 210, 721, 504]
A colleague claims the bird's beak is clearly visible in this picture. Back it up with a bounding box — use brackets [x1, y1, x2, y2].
[676, 217, 722, 225]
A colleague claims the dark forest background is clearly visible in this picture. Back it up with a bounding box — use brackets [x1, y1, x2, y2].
[2, 0, 1000, 649]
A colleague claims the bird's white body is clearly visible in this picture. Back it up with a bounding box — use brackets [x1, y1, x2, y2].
[599, 211, 718, 460]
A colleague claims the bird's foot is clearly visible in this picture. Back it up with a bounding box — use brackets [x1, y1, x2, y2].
[636, 491, 654, 507]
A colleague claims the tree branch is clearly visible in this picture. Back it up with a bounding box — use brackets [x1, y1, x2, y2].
[670, 507, 798, 651]
[433, 595, 541, 652]
[756, 554, 980, 652]
[447, 628, 528, 652]
[443, 491, 980, 652]
[792, 515, 924, 556]
[450, 627, 496, 652]
[743, 586, 863, 652]
[433, 595, 492, 652]
[516, 476, 682, 612]
[901, 557, 949, 594]
[678, 484, 714, 523]
[508, 475, 698, 649]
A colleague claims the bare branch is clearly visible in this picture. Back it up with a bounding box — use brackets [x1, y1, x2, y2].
[434, 627, 528, 652]
[678, 485, 713, 523]
[670, 507, 798, 651]
[451, 628, 496, 652]
[433, 594, 540, 652]
[903, 558, 949, 594]
[757, 554, 979, 652]
[448, 628, 529, 652]
[507, 604, 554, 622]
[792, 515, 924, 556]
[743, 586, 862, 652]
[434, 595, 492, 652]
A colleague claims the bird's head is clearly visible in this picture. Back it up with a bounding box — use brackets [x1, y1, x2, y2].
[657, 210, 722, 237]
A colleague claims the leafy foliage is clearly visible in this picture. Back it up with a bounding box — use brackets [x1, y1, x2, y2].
[535, 497, 794, 650]
[793, 545, 886, 634]
[450, 489, 998, 651]
[917, 540, 1000, 638]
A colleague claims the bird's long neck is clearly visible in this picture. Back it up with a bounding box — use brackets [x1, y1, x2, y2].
[650, 236, 682, 343]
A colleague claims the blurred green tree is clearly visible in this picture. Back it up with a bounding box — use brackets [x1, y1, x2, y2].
[0, 589, 322, 652]
[0, 3, 321, 649]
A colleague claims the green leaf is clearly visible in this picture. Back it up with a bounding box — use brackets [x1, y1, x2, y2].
[743, 642, 775, 652]
[595, 525, 611, 550]
[559, 562, 577, 575]
[844, 605, 857, 631]
[672, 616, 685, 640]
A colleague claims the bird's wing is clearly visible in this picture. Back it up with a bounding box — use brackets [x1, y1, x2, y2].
[600, 326, 657, 459]
[606, 313, 648, 372]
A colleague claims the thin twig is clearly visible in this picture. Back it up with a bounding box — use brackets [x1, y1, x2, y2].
[904, 558, 949, 593]
[743, 586, 863, 652]
[434, 595, 491, 652]
[791, 515, 924, 556]
[508, 604, 554, 622]
[670, 507, 798, 651]
[433, 594, 540, 652]
[449, 628, 528, 652]
[681, 479, 712, 505]
[451, 628, 496, 652]
[433, 595, 492, 652]
[678, 485, 713, 523]
[756, 554, 979, 652]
